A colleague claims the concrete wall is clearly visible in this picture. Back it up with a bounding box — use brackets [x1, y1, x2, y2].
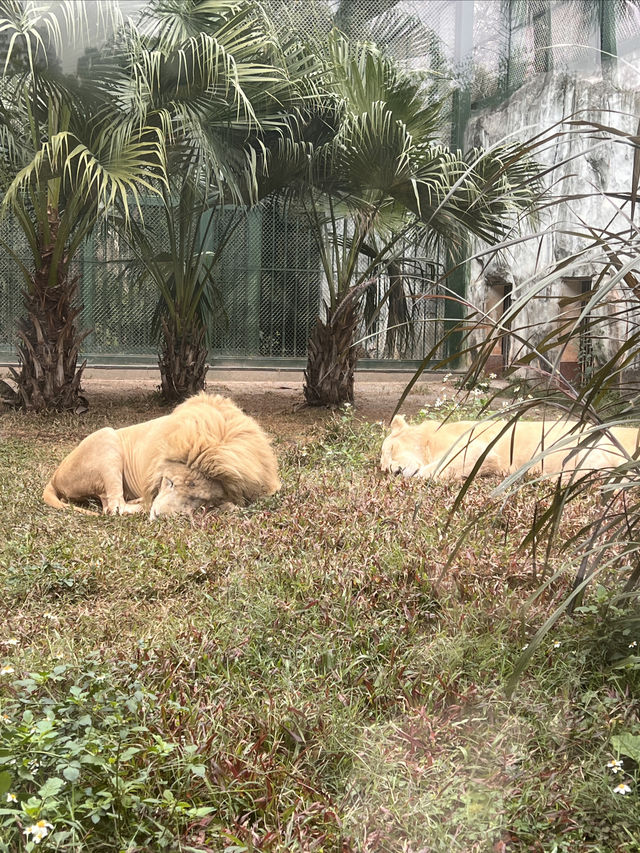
[464, 64, 640, 379]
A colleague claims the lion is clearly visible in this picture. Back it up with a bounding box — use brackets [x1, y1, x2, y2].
[380, 415, 640, 482]
[42, 393, 281, 519]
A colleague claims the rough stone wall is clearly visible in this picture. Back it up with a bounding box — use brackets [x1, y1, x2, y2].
[464, 67, 640, 378]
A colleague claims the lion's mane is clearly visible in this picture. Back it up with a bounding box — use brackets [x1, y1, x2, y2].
[143, 393, 281, 506]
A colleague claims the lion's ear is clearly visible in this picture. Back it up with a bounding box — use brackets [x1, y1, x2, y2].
[389, 415, 407, 434]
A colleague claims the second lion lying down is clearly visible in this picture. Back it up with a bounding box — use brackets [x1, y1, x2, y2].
[43, 392, 281, 518]
[381, 415, 640, 482]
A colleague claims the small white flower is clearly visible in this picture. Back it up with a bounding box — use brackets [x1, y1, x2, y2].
[6, 792, 17, 803]
[489, 373, 497, 380]
[629, 641, 637, 649]
[521, 643, 529, 651]
[23, 820, 53, 843]
[2, 638, 18, 646]
[1, 713, 10, 723]
[613, 782, 631, 795]
[552, 641, 561, 649]
[607, 759, 624, 774]
[0, 665, 14, 675]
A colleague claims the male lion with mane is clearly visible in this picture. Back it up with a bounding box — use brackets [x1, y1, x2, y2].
[381, 415, 640, 482]
[43, 393, 281, 519]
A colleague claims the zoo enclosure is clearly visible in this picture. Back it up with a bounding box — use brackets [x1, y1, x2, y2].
[0, 0, 639, 367]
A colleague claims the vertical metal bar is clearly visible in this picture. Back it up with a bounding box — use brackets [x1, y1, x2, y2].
[599, 0, 617, 79]
[270, 201, 276, 356]
[246, 207, 262, 356]
[505, 0, 513, 96]
[280, 205, 287, 356]
[450, 0, 473, 152]
[446, 0, 475, 365]
[305, 220, 313, 357]
[292, 210, 299, 356]
[82, 228, 96, 353]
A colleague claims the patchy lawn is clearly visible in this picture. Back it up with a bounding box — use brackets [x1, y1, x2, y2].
[0, 380, 639, 852]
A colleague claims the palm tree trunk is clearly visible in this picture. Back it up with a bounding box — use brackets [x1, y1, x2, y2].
[11, 249, 88, 412]
[303, 297, 360, 407]
[158, 317, 208, 403]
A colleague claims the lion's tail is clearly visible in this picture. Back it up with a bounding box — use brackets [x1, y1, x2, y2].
[42, 480, 66, 510]
[42, 481, 99, 516]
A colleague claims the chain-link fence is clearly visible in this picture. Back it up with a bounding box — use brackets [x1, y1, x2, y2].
[1, 0, 639, 368]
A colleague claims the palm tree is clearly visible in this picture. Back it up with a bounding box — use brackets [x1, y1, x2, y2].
[0, 0, 165, 411]
[293, 31, 539, 407]
[120, 0, 324, 401]
[123, 166, 239, 402]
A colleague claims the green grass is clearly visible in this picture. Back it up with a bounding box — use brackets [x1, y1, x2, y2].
[1, 396, 639, 851]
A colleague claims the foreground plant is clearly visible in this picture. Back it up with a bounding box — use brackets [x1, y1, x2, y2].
[401, 116, 640, 691]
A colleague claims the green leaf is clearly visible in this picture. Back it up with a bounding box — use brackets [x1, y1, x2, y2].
[38, 777, 65, 799]
[119, 747, 141, 762]
[62, 766, 80, 783]
[611, 733, 640, 764]
[187, 806, 216, 818]
[0, 770, 11, 795]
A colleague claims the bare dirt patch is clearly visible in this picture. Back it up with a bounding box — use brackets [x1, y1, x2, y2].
[80, 375, 450, 439]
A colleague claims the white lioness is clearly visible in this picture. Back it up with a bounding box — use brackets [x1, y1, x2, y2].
[380, 415, 640, 482]
[43, 393, 281, 518]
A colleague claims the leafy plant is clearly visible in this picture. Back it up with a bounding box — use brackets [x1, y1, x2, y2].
[289, 28, 541, 408]
[0, 0, 165, 412]
[0, 656, 211, 850]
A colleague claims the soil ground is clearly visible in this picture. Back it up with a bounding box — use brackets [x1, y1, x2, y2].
[80, 374, 453, 439]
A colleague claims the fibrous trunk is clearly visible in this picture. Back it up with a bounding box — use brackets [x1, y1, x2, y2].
[158, 317, 209, 403]
[303, 297, 360, 407]
[11, 255, 88, 412]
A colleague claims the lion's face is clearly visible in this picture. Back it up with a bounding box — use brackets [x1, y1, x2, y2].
[149, 463, 228, 520]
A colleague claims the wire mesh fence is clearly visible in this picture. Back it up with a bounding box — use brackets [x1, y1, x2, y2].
[470, 0, 640, 106]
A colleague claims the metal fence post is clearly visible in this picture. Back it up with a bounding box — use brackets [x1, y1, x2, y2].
[599, 0, 617, 79]
[81, 228, 96, 351]
[446, 0, 474, 366]
[246, 206, 262, 355]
